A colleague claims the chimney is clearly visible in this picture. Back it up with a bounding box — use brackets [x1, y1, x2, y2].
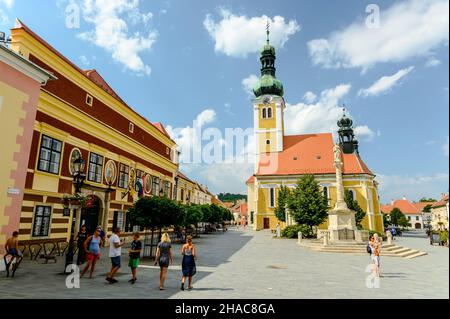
[391, 199, 394, 205]
[402, 195, 407, 201]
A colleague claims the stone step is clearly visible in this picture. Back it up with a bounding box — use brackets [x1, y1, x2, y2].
[404, 251, 428, 259]
[397, 249, 421, 258]
[300, 242, 427, 259]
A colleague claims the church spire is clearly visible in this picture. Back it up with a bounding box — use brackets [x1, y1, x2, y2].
[253, 20, 284, 98]
[337, 106, 359, 154]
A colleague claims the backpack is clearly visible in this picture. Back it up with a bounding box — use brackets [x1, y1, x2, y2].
[366, 243, 372, 254]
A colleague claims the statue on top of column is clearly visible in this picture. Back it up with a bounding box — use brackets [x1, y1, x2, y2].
[333, 143, 343, 170]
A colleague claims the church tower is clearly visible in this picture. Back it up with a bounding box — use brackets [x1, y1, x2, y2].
[252, 24, 285, 172]
[337, 109, 359, 155]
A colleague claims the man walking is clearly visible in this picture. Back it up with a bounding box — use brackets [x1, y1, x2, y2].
[106, 228, 124, 284]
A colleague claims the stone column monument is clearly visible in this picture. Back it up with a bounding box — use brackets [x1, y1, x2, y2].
[327, 144, 358, 241]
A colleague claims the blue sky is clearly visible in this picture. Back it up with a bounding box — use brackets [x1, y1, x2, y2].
[1, 0, 448, 202]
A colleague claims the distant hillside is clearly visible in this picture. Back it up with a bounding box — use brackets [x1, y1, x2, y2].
[218, 193, 247, 203]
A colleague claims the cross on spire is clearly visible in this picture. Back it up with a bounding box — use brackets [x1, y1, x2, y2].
[266, 19, 270, 44]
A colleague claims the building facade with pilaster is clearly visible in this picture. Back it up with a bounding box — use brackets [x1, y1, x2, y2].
[8, 20, 178, 246]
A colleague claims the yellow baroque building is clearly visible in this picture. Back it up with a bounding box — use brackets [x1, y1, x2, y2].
[246, 32, 383, 233]
[6, 20, 179, 246]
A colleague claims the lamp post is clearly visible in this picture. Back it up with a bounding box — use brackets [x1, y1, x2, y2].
[64, 157, 86, 274]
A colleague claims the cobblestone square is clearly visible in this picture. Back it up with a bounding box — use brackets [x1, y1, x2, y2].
[0, 228, 448, 299]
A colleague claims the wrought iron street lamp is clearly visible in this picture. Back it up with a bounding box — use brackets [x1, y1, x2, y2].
[64, 157, 86, 273]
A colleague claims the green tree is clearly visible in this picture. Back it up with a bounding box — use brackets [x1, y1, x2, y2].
[382, 213, 390, 229]
[423, 204, 433, 213]
[419, 197, 437, 202]
[274, 185, 290, 222]
[389, 207, 411, 228]
[183, 204, 203, 237]
[287, 175, 329, 234]
[344, 189, 366, 227]
[128, 196, 184, 256]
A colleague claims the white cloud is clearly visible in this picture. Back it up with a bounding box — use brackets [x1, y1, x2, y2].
[242, 74, 259, 97]
[308, 0, 449, 70]
[0, 0, 13, 9]
[358, 66, 414, 97]
[354, 125, 376, 141]
[0, 0, 13, 25]
[166, 109, 217, 163]
[167, 108, 254, 194]
[77, 0, 156, 76]
[443, 136, 449, 157]
[303, 91, 317, 103]
[377, 173, 449, 203]
[284, 84, 376, 142]
[196, 109, 216, 127]
[204, 9, 300, 58]
[181, 162, 253, 195]
[425, 56, 442, 67]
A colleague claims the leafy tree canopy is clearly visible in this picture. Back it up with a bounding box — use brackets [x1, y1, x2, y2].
[287, 175, 329, 232]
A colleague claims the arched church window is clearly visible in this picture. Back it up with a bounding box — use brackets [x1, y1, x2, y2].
[262, 108, 267, 118]
[266, 140, 271, 145]
[267, 108, 272, 118]
[323, 187, 328, 200]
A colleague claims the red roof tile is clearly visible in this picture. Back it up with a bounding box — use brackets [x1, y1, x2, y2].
[381, 199, 422, 215]
[432, 195, 449, 208]
[153, 122, 170, 138]
[246, 176, 255, 184]
[412, 202, 435, 212]
[256, 133, 373, 176]
[177, 172, 195, 184]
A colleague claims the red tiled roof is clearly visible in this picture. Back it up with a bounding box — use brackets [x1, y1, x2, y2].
[83, 69, 123, 102]
[412, 202, 435, 212]
[381, 199, 422, 215]
[246, 176, 255, 184]
[380, 205, 393, 214]
[256, 134, 373, 176]
[223, 202, 234, 208]
[177, 172, 195, 184]
[432, 195, 449, 208]
[153, 122, 170, 138]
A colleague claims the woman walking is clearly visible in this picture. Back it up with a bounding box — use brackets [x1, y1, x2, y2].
[75, 225, 88, 265]
[181, 235, 197, 291]
[80, 227, 103, 279]
[154, 233, 173, 290]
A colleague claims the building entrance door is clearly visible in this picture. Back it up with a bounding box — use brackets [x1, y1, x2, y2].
[263, 218, 270, 229]
[79, 196, 101, 235]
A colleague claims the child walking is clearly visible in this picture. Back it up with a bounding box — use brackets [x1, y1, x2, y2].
[128, 232, 142, 284]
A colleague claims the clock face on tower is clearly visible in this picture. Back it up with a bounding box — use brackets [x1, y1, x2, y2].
[263, 96, 272, 105]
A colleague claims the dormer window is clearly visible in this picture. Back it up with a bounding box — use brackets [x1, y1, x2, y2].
[86, 94, 93, 106]
[129, 122, 134, 133]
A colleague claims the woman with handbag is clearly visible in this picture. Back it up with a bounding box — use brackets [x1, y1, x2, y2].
[154, 233, 173, 290]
